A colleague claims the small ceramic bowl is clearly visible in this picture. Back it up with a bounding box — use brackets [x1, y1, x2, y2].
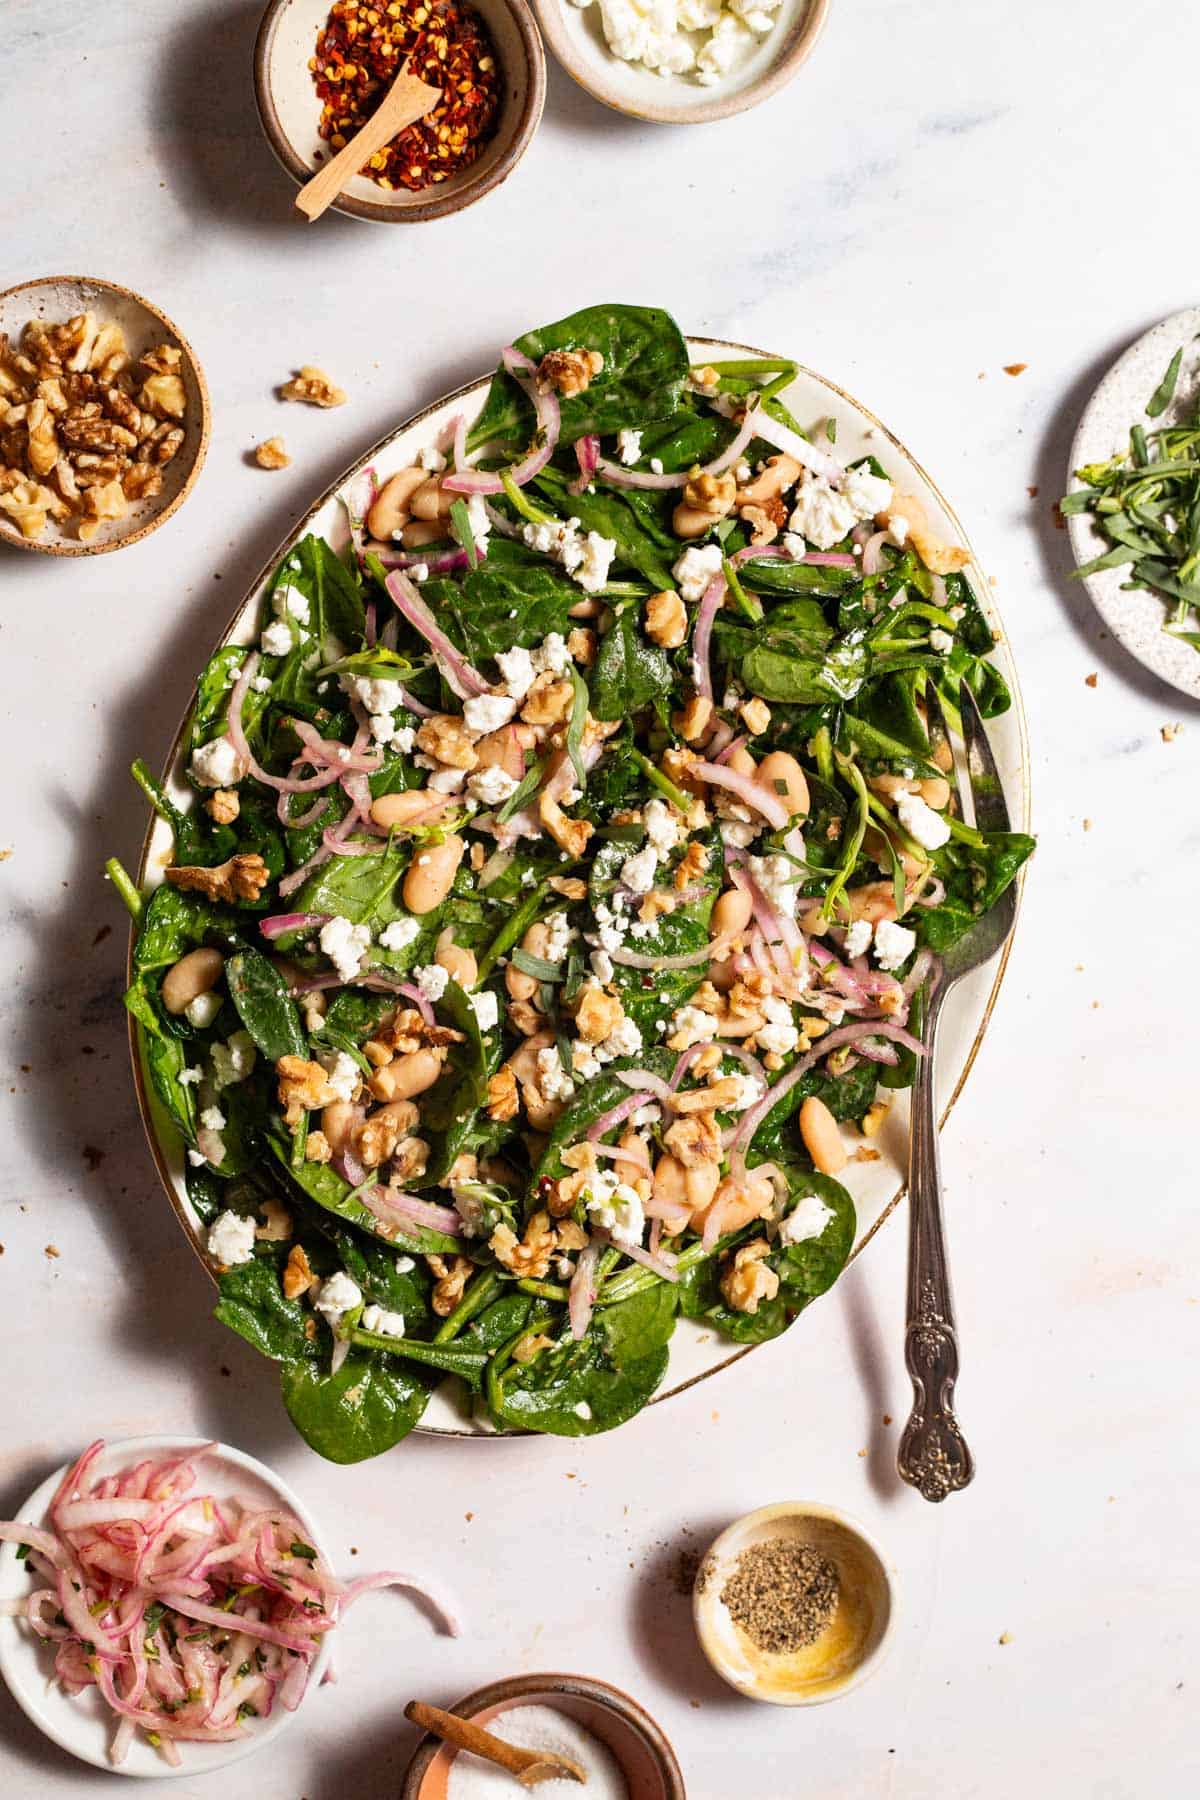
[0, 276, 209, 558]
[693, 1502, 896, 1706]
[254, 0, 546, 224]
[532, 0, 828, 125]
[0, 1436, 332, 1778]
[401, 1673, 685, 1799]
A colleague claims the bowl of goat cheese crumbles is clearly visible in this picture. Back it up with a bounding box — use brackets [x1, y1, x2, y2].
[531, 0, 829, 123]
[112, 303, 1032, 1462]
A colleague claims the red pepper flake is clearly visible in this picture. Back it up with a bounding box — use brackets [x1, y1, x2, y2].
[310, 0, 501, 193]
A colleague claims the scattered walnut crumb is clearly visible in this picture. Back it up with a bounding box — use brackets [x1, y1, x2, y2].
[998, 1631, 1012, 1645]
[1027, 485, 1039, 498]
[1162, 722, 1183, 743]
[1003, 363, 1028, 377]
[882, 1413, 892, 1425]
[1083, 818, 1093, 831]
[280, 365, 346, 408]
[852, 1146, 882, 1162]
[1052, 503, 1066, 530]
[1084, 672, 1098, 688]
[44, 1244, 61, 1259]
[0, 847, 11, 862]
[254, 436, 291, 470]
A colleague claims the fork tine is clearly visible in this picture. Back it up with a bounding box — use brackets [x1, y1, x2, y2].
[957, 681, 1012, 835]
[921, 682, 966, 821]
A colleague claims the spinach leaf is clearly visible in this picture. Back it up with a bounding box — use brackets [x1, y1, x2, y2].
[589, 607, 674, 721]
[742, 628, 869, 704]
[292, 843, 408, 927]
[678, 1168, 854, 1345]
[283, 534, 366, 648]
[429, 559, 579, 664]
[190, 647, 247, 751]
[280, 1352, 432, 1465]
[487, 1283, 676, 1436]
[418, 981, 494, 1184]
[534, 469, 677, 590]
[226, 948, 306, 1061]
[605, 829, 719, 1038]
[124, 886, 241, 1140]
[267, 1137, 464, 1255]
[918, 831, 1035, 952]
[468, 305, 689, 449]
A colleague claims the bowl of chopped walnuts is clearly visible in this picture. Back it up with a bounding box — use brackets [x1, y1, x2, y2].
[0, 275, 210, 557]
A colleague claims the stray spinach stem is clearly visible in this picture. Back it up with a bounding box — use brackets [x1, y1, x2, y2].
[721, 556, 762, 624]
[821, 755, 870, 921]
[105, 858, 144, 923]
[434, 1269, 500, 1342]
[630, 749, 692, 814]
[500, 471, 552, 526]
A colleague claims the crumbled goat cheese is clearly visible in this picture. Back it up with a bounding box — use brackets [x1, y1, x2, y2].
[200, 1104, 226, 1132]
[471, 990, 499, 1032]
[669, 1004, 718, 1048]
[536, 1046, 576, 1104]
[590, 948, 615, 984]
[748, 853, 798, 920]
[179, 1066, 202, 1087]
[650, 457, 664, 475]
[595, 1014, 644, 1064]
[251, 674, 273, 694]
[320, 1050, 360, 1103]
[844, 918, 874, 959]
[727, 1071, 766, 1111]
[413, 962, 450, 1003]
[756, 994, 800, 1057]
[211, 1031, 256, 1090]
[779, 1194, 834, 1246]
[190, 735, 243, 789]
[787, 475, 859, 551]
[313, 1270, 362, 1327]
[896, 790, 951, 851]
[260, 619, 294, 658]
[631, 1103, 661, 1127]
[617, 427, 643, 466]
[841, 462, 893, 519]
[888, 514, 910, 548]
[207, 1210, 256, 1267]
[873, 918, 917, 971]
[574, 1400, 594, 1421]
[468, 764, 519, 806]
[418, 444, 447, 471]
[395, 1255, 415, 1274]
[319, 915, 371, 982]
[673, 542, 724, 602]
[533, 633, 571, 676]
[696, 9, 757, 82]
[495, 645, 536, 700]
[620, 843, 659, 895]
[379, 916, 420, 952]
[543, 911, 577, 962]
[644, 797, 682, 855]
[360, 1302, 406, 1337]
[341, 673, 407, 716]
[720, 817, 762, 849]
[573, 530, 617, 595]
[583, 1167, 646, 1247]
[428, 765, 468, 793]
[185, 991, 222, 1030]
[929, 628, 955, 654]
[463, 692, 518, 734]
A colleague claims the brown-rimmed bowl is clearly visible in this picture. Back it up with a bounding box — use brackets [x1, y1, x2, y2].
[253, 0, 546, 224]
[531, 0, 829, 126]
[400, 1673, 685, 1799]
[0, 276, 209, 558]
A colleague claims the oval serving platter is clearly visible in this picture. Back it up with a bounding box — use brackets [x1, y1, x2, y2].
[128, 337, 1031, 1437]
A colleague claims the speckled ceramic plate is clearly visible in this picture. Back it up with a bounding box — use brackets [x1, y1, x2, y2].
[531, 0, 828, 125]
[1067, 307, 1200, 699]
[128, 336, 1030, 1438]
[0, 276, 209, 558]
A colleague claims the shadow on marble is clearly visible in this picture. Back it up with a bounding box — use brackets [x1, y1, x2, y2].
[835, 1259, 907, 1505]
[1031, 321, 1200, 714]
[153, 0, 358, 241]
[628, 1523, 743, 1710]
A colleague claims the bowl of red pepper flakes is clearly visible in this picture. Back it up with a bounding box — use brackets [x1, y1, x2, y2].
[254, 0, 546, 223]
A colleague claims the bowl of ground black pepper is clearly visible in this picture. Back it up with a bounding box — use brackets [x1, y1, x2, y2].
[254, 0, 546, 223]
[693, 1503, 897, 1705]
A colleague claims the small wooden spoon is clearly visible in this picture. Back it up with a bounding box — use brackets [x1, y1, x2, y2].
[405, 1699, 588, 1789]
[294, 65, 441, 221]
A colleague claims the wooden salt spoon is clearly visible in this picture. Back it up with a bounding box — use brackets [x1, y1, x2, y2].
[405, 1699, 588, 1789]
[294, 63, 441, 221]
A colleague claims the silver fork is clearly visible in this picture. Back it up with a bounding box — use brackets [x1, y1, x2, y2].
[896, 680, 1019, 1502]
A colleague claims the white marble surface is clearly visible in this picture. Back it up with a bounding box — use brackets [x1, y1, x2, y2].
[1, 1, 1198, 1794]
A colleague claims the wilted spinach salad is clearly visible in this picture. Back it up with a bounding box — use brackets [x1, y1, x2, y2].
[111, 304, 1033, 1464]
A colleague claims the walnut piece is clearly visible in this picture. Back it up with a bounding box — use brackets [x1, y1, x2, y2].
[204, 788, 240, 826]
[427, 1252, 473, 1316]
[282, 1243, 316, 1299]
[644, 589, 687, 649]
[487, 1066, 519, 1121]
[255, 436, 291, 470]
[416, 713, 479, 770]
[683, 470, 737, 519]
[539, 791, 592, 859]
[720, 1239, 780, 1315]
[255, 1198, 294, 1241]
[537, 348, 603, 397]
[489, 1210, 557, 1280]
[165, 853, 270, 905]
[520, 676, 573, 727]
[275, 1055, 339, 1128]
[280, 365, 346, 408]
[305, 1131, 333, 1164]
[673, 694, 714, 744]
[0, 478, 56, 539]
[79, 478, 128, 541]
[572, 981, 623, 1045]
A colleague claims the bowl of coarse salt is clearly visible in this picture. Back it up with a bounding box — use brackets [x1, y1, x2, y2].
[401, 1673, 685, 1799]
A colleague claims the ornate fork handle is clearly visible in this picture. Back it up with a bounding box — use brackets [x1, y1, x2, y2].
[897, 981, 975, 1502]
